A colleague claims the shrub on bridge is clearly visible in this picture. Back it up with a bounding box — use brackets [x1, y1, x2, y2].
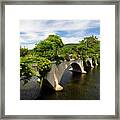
[65, 54, 70, 61]
[20, 56, 40, 79]
[20, 55, 52, 80]
[20, 63, 39, 79]
[72, 52, 78, 60]
[37, 57, 52, 79]
[54, 55, 64, 65]
[20, 47, 28, 57]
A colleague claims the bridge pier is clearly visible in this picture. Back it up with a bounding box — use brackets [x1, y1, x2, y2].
[95, 59, 98, 66]
[88, 58, 94, 68]
[78, 60, 87, 73]
[53, 74, 63, 91]
[46, 63, 63, 91]
[81, 67, 87, 73]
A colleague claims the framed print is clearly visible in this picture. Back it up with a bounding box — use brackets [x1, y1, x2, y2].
[0, 0, 119, 119]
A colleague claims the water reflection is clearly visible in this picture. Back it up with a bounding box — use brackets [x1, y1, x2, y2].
[37, 66, 100, 100]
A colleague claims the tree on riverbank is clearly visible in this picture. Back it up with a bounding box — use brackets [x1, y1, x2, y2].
[77, 35, 100, 60]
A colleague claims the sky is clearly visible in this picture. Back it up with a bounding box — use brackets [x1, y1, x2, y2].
[20, 20, 100, 49]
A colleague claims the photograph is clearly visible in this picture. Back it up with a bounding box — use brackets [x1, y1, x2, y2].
[20, 20, 100, 100]
[1, 0, 118, 118]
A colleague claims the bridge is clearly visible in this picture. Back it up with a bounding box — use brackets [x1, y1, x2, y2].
[20, 58, 98, 99]
[46, 58, 98, 91]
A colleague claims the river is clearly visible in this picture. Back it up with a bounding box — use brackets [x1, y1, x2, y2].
[36, 66, 100, 100]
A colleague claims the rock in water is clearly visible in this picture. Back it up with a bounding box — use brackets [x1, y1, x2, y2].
[20, 76, 41, 100]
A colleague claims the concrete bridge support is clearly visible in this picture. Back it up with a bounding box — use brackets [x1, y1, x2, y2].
[46, 59, 87, 91]
[46, 63, 64, 91]
[88, 58, 94, 68]
[95, 59, 98, 66]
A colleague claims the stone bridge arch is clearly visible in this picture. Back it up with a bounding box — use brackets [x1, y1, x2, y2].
[68, 62, 82, 72]
[46, 59, 87, 91]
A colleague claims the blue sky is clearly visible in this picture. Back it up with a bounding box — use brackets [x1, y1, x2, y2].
[20, 20, 100, 49]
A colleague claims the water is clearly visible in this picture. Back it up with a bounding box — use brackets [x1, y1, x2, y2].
[37, 66, 100, 100]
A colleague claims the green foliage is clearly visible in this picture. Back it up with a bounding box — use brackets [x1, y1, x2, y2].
[77, 35, 100, 60]
[20, 47, 28, 57]
[20, 56, 52, 80]
[34, 34, 64, 61]
[72, 52, 79, 60]
[64, 54, 71, 61]
[34, 40, 53, 53]
[37, 57, 52, 78]
[20, 63, 39, 79]
[54, 56, 64, 65]
[59, 44, 78, 59]
[20, 56, 40, 79]
[45, 34, 64, 57]
[45, 34, 64, 48]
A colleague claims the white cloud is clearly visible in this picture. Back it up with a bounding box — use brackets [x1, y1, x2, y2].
[20, 20, 100, 49]
[20, 20, 99, 33]
[61, 37, 83, 44]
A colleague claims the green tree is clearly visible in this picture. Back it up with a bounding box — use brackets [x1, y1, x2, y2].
[77, 35, 100, 60]
[59, 44, 78, 59]
[20, 47, 28, 57]
[20, 55, 52, 80]
[45, 34, 64, 57]
[34, 40, 53, 54]
[77, 40, 88, 60]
